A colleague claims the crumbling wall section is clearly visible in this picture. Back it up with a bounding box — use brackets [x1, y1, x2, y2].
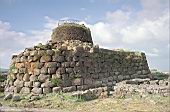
[5, 40, 150, 95]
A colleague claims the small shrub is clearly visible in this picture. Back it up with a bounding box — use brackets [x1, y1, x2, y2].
[0, 75, 7, 82]
[151, 69, 169, 80]
[51, 78, 62, 86]
[9, 64, 16, 73]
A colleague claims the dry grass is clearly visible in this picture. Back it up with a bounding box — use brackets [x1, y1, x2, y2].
[0, 92, 169, 112]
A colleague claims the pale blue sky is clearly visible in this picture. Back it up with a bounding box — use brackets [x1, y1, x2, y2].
[0, 0, 142, 31]
[0, 0, 169, 72]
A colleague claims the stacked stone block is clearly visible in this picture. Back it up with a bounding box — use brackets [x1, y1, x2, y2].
[5, 23, 150, 95]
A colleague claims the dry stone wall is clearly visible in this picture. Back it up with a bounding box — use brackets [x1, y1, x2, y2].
[5, 23, 151, 95]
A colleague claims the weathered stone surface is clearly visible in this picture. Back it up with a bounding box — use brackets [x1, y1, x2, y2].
[46, 50, 54, 56]
[5, 24, 151, 96]
[51, 24, 93, 44]
[41, 67, 48, 74]
[66, 68, 73, 73]
[52, 87, 61, 93]
[43, 87, 52, 94]
[20, 87, 31, 94]
[48, 68, 56, 74]
[34, 69, 41, 76]
[23, 73, 30, 81]
[30, 75, 38, 82]
[45, 62, 58, 68]
[52, 73, 61, 79]
[84, 78, 93, 85]
[14, 80, 24, 88]
[56, 67, 65, 74]
[32, 87, 43, 94]
[38, 74, 48, 83]
[14, 87, 22, 93]
[62, 86, 76, 93]
[24, 81, 33, 87]
[12, 95, 21, 102]
[33, 82, 41, 87]
[4, 93, 13, 100]
[30, 51, 38, 56]
[40, 55, 52, 62]
[41, 81, 53, 88]
[53, 56, 65, 62]
[19, 68, 26, 74]
[72, 78, 83, 86]
[113, 79, 169, 97]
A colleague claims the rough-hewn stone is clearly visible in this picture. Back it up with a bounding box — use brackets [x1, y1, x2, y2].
[5, 23, 151, 97]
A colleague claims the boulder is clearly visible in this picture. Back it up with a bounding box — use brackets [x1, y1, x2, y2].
[4, 93, 13, 100]
[43, 88, 52, 94]
[62, 86, 76, 93]
[52, 87, 61, 93]
[20, 87, 31, 94]
[12, 95, 21, 102]
[40, 55, 52, 62]
[31, 87, 43, 94]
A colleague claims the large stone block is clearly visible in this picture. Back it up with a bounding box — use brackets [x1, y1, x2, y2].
[72, 78, 83, 86]
[24, 81, 33, 87]
[46, 50, 54, 56]
[48, 68, 57, 74]
[33, 82, 41, 87]
[32, 87, 43, 94]
[41, 67, 48, 74]
[20, 87, 31, 94]
[43, 87, 52, 94]
[38, 74, 48, 82]
[53, 87, 61, 93]
[14, 87, 22, 93]
[41, 81, 53, 88]
[45, 62, 58, 68]
[84, 78, 93, 85]
[52, 55, 65, 62]
[23, 73, 30, 81]
[40, 55, 52, 62]
[34, 69, 41, 76]
[14, 80, 24, 88]
[62, 86, 76, 93]
[30, 75, 38, 82]
[19, 68, 26, 74]
[30, 50, 38, 56]
[56, 67, 66, 74]
[66, 68, 73, 73]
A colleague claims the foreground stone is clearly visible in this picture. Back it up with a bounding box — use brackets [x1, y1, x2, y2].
[113, 78, 169, 98]
[12, 95, 21, 102]
[4, 93, 13, 100]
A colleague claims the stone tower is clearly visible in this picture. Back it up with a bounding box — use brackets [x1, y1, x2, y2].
[5, 21, 151, 97]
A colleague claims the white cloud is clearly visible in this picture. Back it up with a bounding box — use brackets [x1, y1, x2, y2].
[44, 16, 58, 29]
[0, 20, 53, 68]
[87, 0, 169, 71]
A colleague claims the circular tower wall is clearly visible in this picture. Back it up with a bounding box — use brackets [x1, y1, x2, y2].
[51, 23, 93, 44]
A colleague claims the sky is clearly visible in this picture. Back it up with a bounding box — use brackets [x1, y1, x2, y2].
[0, 0, 169, 72]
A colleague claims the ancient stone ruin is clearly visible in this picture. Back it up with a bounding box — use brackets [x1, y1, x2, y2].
[5, 22, 151, 98]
